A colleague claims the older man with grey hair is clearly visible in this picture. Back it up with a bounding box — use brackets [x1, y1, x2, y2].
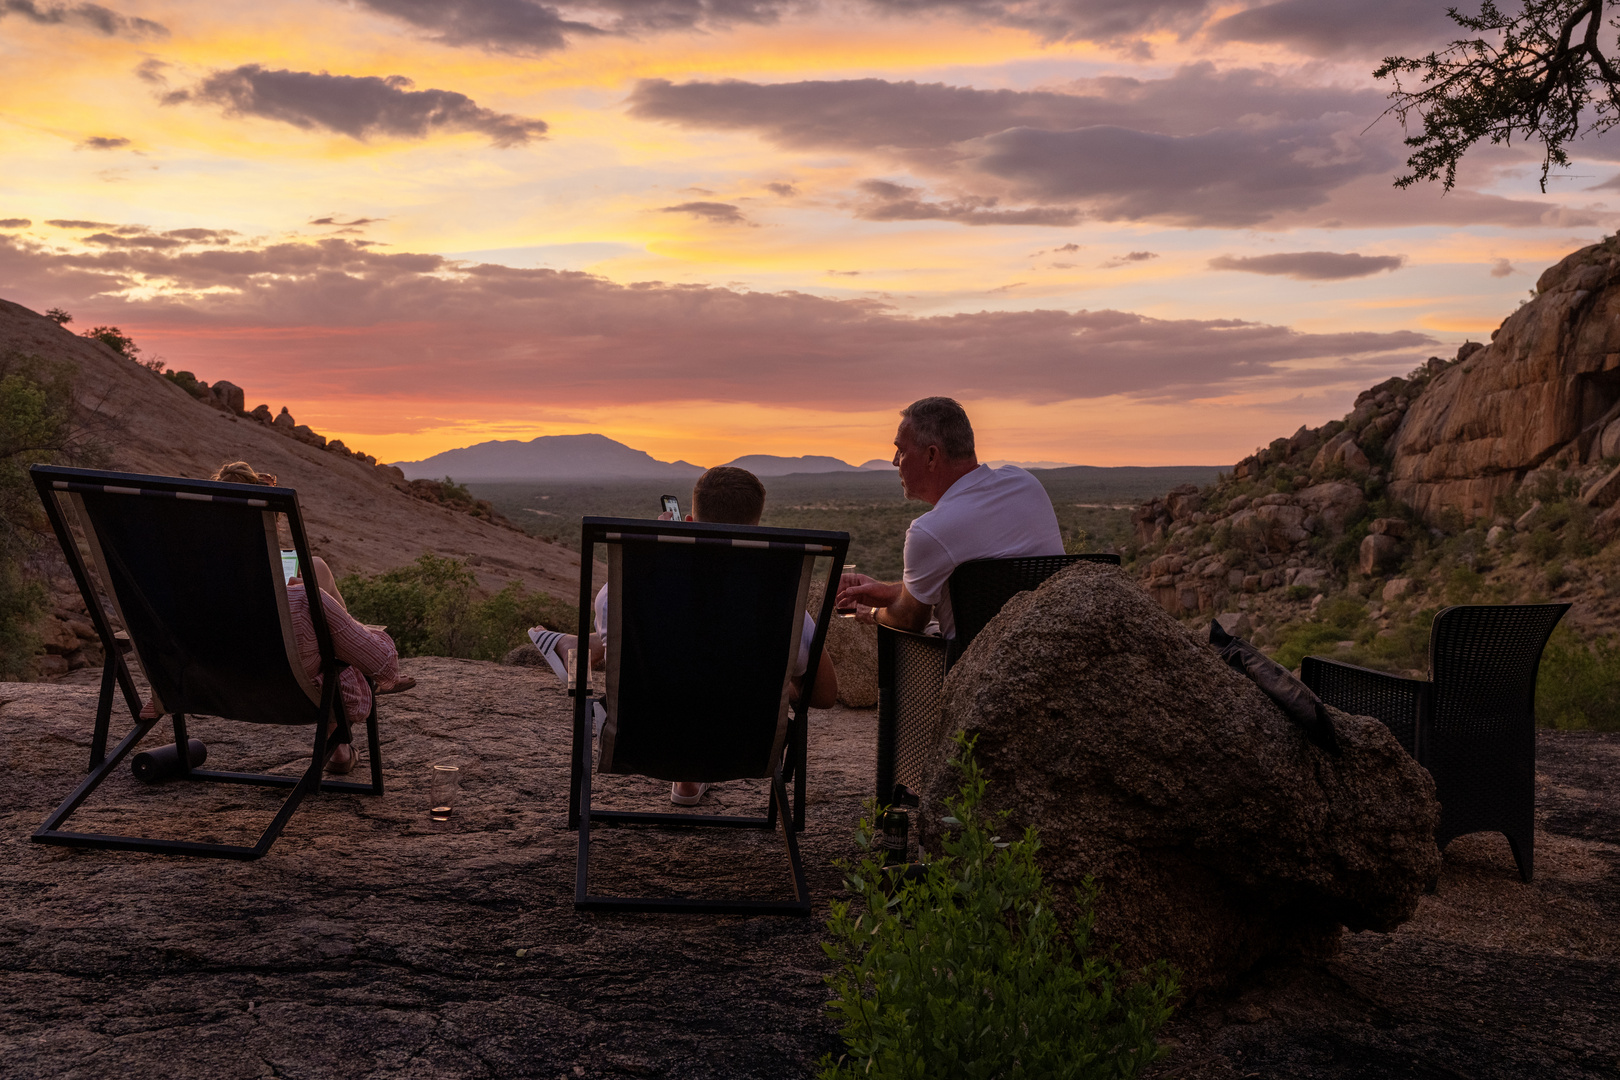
[837, 396, 1063, 639]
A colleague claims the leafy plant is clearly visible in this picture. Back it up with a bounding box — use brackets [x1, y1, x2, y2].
[820, 737, 1178, 1080]
[79, 325, 140, 360]
[0, 351, 104, 677]
[1538, 624, 1620, 730]
[339, 553, 576, 661]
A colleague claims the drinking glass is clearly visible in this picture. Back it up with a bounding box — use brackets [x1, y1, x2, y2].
[836, 564, 858, 617]
[429, 764, 460, 822]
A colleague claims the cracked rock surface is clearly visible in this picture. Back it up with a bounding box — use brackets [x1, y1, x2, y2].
[2, 658, 1617, 1078]
[0, 658, 868, 1079]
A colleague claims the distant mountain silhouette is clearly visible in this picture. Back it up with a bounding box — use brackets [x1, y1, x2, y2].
[987, 459, 1080, 470]
[858, 459, 896, 470]
[719, 454, 861, 476]
[394, 433, 705, 481]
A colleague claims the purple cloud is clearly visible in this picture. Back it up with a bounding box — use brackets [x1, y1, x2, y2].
[166, 65, 548, 147]
[1209, 251, 1406, 280]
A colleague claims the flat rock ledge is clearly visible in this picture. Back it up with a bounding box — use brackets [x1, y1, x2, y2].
[2, 661, 1617, 1079]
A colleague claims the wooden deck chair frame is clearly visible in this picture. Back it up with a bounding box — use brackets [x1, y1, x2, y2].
[29, 465, 384, 860]
[568, 516, 849, 916]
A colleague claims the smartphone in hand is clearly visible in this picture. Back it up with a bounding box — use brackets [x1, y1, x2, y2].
[660, 494, 680, 519]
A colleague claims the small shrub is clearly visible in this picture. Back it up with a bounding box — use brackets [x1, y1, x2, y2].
[1525, 526, 1562, 563]
[1537, 626, 1620, 731]
[1269, 595, 1370, 670]
[1544, 561, 1569, 590]
[1446, 564, 1483, 603]
[820, 738, 1178, 1080]
[340, 553, 576, 660]
[80, 325, 140, 360]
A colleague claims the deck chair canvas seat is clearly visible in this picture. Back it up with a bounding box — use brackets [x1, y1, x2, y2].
[29, 464, 384, 860]
[569, 517, 848, 916]
[876, 553, 1120, 805]
[1302, 603, 1568, 882]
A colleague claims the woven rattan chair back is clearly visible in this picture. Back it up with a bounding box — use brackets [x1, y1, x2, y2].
[946, 553, 1120, 666]
[1427, 604, 1569, 855]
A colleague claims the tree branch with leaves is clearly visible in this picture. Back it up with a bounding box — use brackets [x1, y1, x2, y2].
[1377, 0, 1620, 190]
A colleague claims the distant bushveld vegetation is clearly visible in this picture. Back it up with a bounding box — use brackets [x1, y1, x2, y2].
[339, 553, 576, 662]
[470, 466, 1220, 581]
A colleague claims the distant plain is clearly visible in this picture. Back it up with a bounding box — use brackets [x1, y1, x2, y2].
[471, 465, 1222, 580]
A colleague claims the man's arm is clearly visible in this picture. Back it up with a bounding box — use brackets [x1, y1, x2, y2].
[874, 582, 931, 633]
[837, 577, 934, 633]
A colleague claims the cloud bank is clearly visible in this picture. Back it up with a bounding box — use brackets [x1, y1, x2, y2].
[1209, 251, 1406, 280]
[0, 0, 166, 38]
[627, 66, 1571, 229]
[166, 66, 548, 146]
[0, 230, 1434, 409]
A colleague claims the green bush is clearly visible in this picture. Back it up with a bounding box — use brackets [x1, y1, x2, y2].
[820, 738, 1178, 1080]
[1537, 626, 1620, 730]
[1270, 595, 1370, 670]
[79, 325, 140, 360]
[0, 352, 83, 678]
[339, 553, 576, 661]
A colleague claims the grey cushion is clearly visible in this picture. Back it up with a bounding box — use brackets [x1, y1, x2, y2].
[1210, 620, 1340, 754]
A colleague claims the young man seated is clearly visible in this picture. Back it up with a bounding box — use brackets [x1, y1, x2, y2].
[528, 466, 839, 806]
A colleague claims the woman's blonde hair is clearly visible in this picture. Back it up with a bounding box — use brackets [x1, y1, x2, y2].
[213, 461, 277, 486]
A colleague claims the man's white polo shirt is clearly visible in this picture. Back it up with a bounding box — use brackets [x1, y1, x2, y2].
[901, 464, 1063, 639]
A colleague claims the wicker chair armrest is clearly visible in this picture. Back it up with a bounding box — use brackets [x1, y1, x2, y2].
[1301, 655, 1431, 759]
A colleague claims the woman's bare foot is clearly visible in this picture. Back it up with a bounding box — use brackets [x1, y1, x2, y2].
[325, 741, 357, 774]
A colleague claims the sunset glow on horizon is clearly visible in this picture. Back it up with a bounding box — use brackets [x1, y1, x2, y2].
[3, 0, 1616, 468]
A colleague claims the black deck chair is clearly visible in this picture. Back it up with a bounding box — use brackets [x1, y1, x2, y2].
[875, 553, 1120, 805]
[28, 464, 384, 860]
[1302, 603, 1569, 882]
[569, 516, 849, 916]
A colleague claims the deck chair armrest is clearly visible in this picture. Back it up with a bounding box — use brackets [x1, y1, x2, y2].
[1301, 655, 1431, 759]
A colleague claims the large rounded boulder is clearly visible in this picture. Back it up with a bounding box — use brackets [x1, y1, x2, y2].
[919, 562, 1440, 992]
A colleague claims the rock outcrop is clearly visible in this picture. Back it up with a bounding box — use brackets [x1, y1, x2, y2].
[920, 562, 1442, 992]
[1391, 239, 1620, 521]
[0, 299, 592, 629]
[823, 615, 878, 708]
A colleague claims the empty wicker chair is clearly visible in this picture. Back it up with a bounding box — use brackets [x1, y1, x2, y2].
[1302, 603, 1569, 882]
[875, 553, 1120, 804]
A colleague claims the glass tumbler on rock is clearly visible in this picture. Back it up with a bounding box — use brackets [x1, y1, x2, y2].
[429, 764, 460, 822]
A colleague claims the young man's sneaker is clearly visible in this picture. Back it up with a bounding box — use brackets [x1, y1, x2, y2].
[526, 627, 571, 684]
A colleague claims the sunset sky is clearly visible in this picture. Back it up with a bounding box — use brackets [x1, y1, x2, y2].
[2, 0, 1615, 468]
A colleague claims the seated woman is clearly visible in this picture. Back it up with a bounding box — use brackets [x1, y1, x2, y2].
[138, 461, 404, 774]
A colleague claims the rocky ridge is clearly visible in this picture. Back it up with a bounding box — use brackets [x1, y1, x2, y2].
[1127, 240, 1620, 663]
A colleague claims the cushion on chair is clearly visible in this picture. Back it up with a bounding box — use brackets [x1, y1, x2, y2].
[1210, 621, 1340, 754]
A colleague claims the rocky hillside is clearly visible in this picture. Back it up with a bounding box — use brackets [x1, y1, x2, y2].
[1127, 240, 1620, 701]
[1, 299, 595, 678]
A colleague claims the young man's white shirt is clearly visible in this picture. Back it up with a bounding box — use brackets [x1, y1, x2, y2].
[900, 464, 1064, 639]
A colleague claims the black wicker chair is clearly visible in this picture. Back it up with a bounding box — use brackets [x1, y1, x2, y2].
[28, 465, 384, 860]
[1301, 603, 1569, 882]
[568, 516, 848, 915]
[875, 553, 1120, 805]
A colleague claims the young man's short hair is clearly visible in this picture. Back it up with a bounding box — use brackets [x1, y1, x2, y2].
[900, 397, 975, 460]
[692, 466, 766, 525]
